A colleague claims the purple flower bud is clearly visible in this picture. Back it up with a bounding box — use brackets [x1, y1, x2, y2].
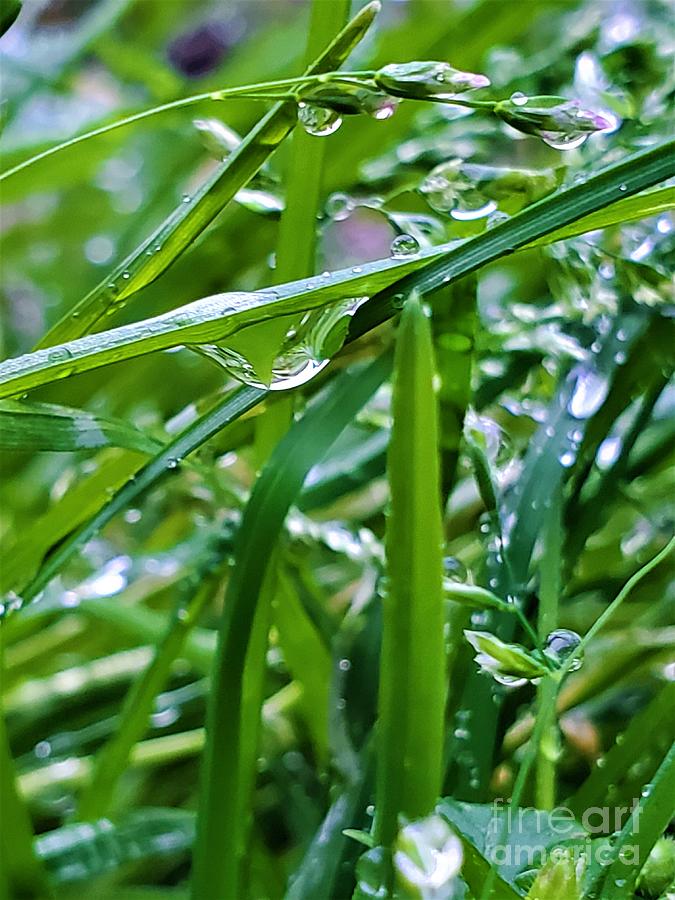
[375, 61, 490, 100]
[495, 94, 612, 149]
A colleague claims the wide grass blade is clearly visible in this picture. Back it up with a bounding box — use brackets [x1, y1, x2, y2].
[0, 400, 162, 454]
[191, 353, 392, 899]
[373, 295, 446, 849]
[2, 140, 672, 400]
[586, 743, 675, 899]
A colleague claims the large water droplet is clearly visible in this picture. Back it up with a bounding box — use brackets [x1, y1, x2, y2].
[544, 628, 583, 671]
[297, 102, 342, 136]
[540, 131, 589, 150]
[568, 366, 610, 418]
[325, 192, 354, 221]
[390, 233, 420, 257]
[443, 556, 468, 582]
[510, 91, 529, 106]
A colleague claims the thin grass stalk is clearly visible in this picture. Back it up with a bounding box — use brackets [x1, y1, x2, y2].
[373, 295, 446, 850]
[76, 572, 222, 821]
[535, 482, 562, 810]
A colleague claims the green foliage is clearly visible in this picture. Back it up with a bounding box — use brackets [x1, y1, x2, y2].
[1, 0, 674, 898]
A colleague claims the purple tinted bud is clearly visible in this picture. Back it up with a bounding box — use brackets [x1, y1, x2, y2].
[375, 61, 491, 99]
[495, 94, 611, 149]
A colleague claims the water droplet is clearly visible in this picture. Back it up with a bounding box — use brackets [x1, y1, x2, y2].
[338, 658, 351, 672]
[541, 131, 589, 150]
[297, 102, 342, 137]
[390, 233, 420, 257]
[182, 193, 191, 203]
[559, 449, 576, 467]
[47, 347, 73, 364]
[325, 192, 354, 221]
[121, 270, 131, 280]
[543, 629, 583, 671]
[619, 183, 627, 192]
[510, 91, 528, 106]
[443, 556, 467, 582]
[451, 200, 497, 221]
[367, 94, 398, 120]
[568, 366, 609, 418]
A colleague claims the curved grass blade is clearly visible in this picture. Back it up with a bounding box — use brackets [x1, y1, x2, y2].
[191, 352, 392, 900]
[2, 140, 672, 401]
[0, 400, 162, 454]
[15, 385, 264, 605]
[373, 296, 446, 849]
[349, 139, 675, 338]
[36, 1, 381, 348]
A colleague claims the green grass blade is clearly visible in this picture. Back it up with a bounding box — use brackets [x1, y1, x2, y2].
[35, 1, 380, 348]
[0, 449, 147, 594]
[191, 352, 391, 899]
[535, 484, 562, 811]
[2, 140, 672, 400]
[588, 743, 675, 899]
[569, 682, 675, 816]
[16, 386, 264, 605]
[34, 808, 195, 888]
[0, 400, 162, 454]
[373, 295, 446, 848]
[0, 711, 51, 899]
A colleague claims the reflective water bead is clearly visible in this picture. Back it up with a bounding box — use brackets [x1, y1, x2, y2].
[297, 102, 342, 137]
[390, 233, 420, 257]
[544, 628, 583, 670]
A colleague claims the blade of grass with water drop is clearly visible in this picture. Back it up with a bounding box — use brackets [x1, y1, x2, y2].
[0, 400, 162, 454]
[569, 681, 675, 816]
[585, 742, 675, 900]
[373, 295, 446, 850]
[191, 352, 392, 899]
[35, 2, 380, 349]
[2, 139, 672, 400]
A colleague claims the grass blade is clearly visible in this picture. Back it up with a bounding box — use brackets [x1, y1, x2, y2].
[76, 569, 223, 821]
[373, 295, 446, 848]
[0, 400, 162, 454]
